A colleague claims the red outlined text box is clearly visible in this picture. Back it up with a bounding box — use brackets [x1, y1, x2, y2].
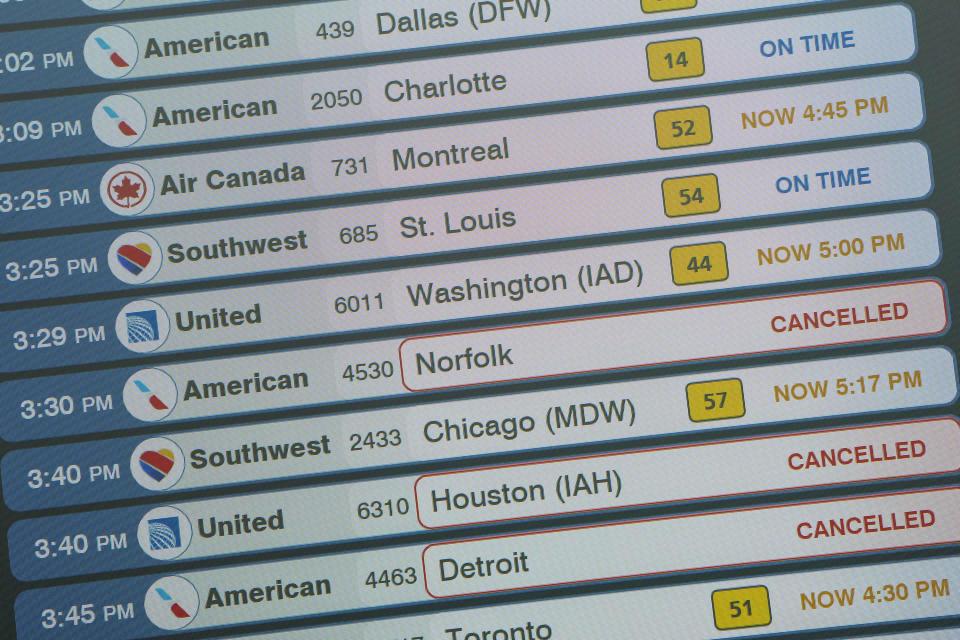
[421, 487, 960, 598]
[414, 418, 960, 529]
[399, 280, 948, 391]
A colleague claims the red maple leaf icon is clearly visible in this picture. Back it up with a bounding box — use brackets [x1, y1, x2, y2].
[113, 175, 142, 205]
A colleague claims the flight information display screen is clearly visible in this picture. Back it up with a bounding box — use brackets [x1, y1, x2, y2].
[1, 1, 959, 638]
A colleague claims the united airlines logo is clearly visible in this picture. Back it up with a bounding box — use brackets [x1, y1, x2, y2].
[127, 310, 159, 342]
[138, 506, 192, 560]
[116, 300, 169, 353]
[149, 518, 181, 549]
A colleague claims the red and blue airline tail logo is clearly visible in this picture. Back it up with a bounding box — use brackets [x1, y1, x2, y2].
[155, 588, 191, 619]
[84, 25, 138, 79]
[123, 368, 177, 422]
[92, 94, 146, 147]
[144, 576, 198, 630]
[93, 36, 130, 68]
[133, 379, 170, 411]
[101, 104, 139, 137]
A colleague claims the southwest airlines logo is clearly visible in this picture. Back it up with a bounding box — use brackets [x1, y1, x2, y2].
[116, 299, 170, 353]
[144, 576, 198, 630]
[130, 437, 185, 490]
[117, 243, 152, 275]
[123, 368, 177, 421]
[138, 506, 192, 560]
[140, 447, 175, 480]
[92, 95, 146, 147]
[107, 231, 162, 284]
[84, 26, 138, 78]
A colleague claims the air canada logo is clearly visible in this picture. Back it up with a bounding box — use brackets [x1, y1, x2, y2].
[138, 505, 192, 560]
[131, 436, 185, 490]
[82, 0, 126, 10]
[101, 163, 154, 216]
[108, 231, 162, 284]
[116, 299, 170, 353]
[92, 94, 146, 147]
[144, 576, 199, 630]
[124, 368, 177, 421]
[84, 26, 138, 78]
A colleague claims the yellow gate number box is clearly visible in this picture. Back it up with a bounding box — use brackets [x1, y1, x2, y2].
[669, 241, 728, 285]
[686, 378, 745, 422]
[654, 106, 713, 149]
[712, 586, 772, 630]
[642, 0, 697, 12]
[647, 38, 705, 81]
[662, 173, 720, 217]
